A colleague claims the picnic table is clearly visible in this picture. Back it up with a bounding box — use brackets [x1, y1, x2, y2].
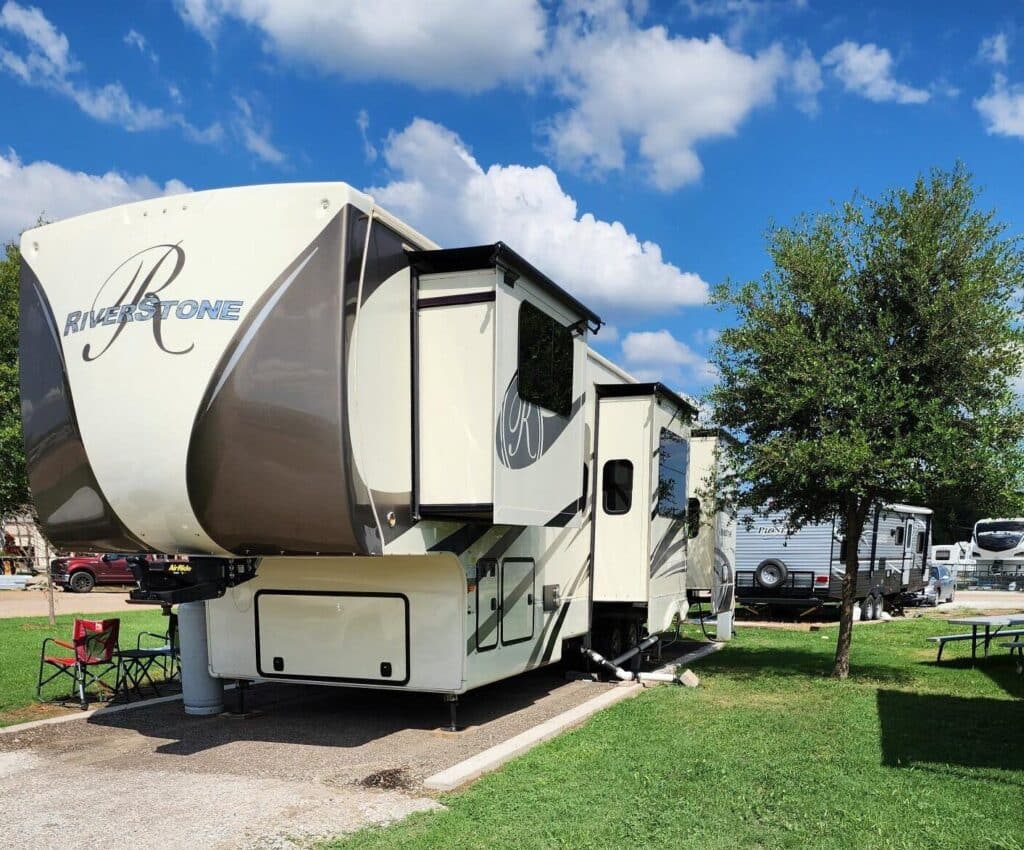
[930, 614, 1024, 664]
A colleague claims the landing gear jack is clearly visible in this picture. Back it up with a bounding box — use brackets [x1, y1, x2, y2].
[443, 693, 459, 732]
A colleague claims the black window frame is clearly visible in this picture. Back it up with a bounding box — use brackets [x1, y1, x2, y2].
[602, 459, 633, 515]
[517, 300, 574, 417]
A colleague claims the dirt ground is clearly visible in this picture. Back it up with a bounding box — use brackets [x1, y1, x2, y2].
[0, 661, 641, 849]
[0, 587, 135, 619]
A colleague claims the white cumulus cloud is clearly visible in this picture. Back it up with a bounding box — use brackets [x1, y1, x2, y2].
[174, 0, 547, 92]
[0, 1, 220, 139]
[822, 41, 930, 104]
[975, 74, 1024, 139]
[621, 328, 717, 388]
[368, 118, 708, 315]
[0, 149, 190, 241]
[545, 1, 788, 190]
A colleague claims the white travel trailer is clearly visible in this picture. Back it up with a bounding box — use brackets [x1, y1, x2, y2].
[19, 182, 733, 715]
[735, 504, 931, 617]
[929, 541, 975, 575]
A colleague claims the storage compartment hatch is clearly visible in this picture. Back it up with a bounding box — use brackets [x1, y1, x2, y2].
[255, 591, 409, 685]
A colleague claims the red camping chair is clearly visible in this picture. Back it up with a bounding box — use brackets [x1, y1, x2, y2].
[37, 618, 121, 710]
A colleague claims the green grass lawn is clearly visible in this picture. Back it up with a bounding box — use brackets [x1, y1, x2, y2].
[0, 607, 169, 726]
[326, 615, 1024, 850]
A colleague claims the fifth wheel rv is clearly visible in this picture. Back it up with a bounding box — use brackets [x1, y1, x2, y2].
[971, 518, 1024, 571]
[735, 504, 931, 617]
[19, 182, 735, 717]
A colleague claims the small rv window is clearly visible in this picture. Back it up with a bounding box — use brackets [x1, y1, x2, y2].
[935, 549, 950, 560]
[602, 460, 633, 515]
[893, 527, 905, 546]
[518, 301, 574, 417]
[916, 532, 925, 554]
[656, 428, 688, 519]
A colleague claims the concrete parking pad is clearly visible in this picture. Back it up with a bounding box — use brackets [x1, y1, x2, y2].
[0, 665, 623, 849]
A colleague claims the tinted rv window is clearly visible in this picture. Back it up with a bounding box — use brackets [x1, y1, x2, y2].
[602, 460, 633, 515]
[656, 428, 688, 519]
[916, 532, 925, 554]
[893, 527, 905, 546]
[518, 301, 574, 416]
[935, 549, 950, 560]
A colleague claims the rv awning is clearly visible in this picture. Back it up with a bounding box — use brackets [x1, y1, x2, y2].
[407, 242, 603, 332]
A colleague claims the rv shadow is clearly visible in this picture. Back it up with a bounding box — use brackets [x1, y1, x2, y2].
[85, 664, 598, 756]
[877, 688, 1024, 782]
[698, 645, 915, 685]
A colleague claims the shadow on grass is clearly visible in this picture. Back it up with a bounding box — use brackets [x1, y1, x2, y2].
[877, 689, 1024, 783]
[699, 645, 916, 685]
[922, 654, 1024, 699]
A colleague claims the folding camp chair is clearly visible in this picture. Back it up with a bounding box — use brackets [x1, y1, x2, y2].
[116, 613, 180, 700]
[37, 618, 121, 710]
[134, 612, 179, 681]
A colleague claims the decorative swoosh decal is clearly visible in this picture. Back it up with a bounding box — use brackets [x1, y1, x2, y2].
[495, 372, 584, 469]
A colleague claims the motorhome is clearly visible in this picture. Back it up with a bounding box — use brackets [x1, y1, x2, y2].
[734, 504, 931, 617]
[970, 518, 1024, 575]
[19, 182, 734, 715]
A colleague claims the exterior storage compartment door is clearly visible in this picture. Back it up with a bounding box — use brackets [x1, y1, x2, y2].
[255, 591, 409, 684]
[500, 557, 535, 645]
[476, 559, 499, 651]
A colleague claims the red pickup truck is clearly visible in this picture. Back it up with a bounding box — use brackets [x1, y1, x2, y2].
[50, 554, 168, 593]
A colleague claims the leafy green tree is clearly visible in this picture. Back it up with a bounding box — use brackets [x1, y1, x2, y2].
[710, 166, 1024, 677]
[0, 240, 29, 516]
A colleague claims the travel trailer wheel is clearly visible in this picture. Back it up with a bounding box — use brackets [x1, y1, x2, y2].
[860, 595, 876, 621]
[754, 560, 788, 590]
[606, 623, 624, 660]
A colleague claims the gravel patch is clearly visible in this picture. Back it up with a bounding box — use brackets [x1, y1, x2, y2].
[0, 661, 640, 848]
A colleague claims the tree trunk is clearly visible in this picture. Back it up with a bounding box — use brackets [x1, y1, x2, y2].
[832, 500, 865, 679]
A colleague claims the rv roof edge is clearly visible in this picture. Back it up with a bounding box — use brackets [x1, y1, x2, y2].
[884, 504, 933, 516]
[691, 426, 740, 446]
[595, 382, 698, 418]
[587, 348, 635, 384]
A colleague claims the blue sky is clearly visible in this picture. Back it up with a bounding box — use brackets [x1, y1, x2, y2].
[2, 1, 1024, 397]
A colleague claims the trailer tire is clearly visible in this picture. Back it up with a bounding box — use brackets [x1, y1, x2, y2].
[860, 595, 875, 621]
[606, 622, 624, 660]
[754, 560, 788, 590]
